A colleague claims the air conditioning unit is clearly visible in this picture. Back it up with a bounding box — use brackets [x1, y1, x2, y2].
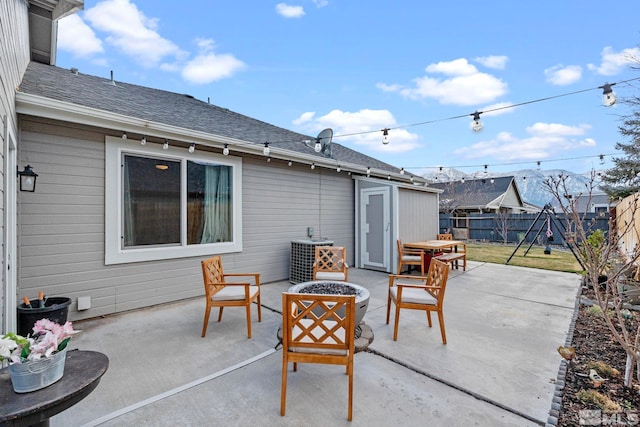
[289, 239, 333, 284]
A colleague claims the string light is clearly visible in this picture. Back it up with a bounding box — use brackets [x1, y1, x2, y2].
[288, 160, 292, 166]
[366, 167, 371, 176]
[311, 163, 315, 169]
[188, 143, 195, 153]
[400, 167, 405, 175]
[263, 142, 270, 156]
[223, 144, 229, 155]
[336, 164, 341, 173]
[600, 82, 616, 107]
[382, 128, 390, 144]
[140, 136, 146, 146]
[122, 131, 127, 140]
[314, 139, 322, 152]
[599, 154, 605, 165]
[471, 111, 483, 132]
[163, 139, 169, 150]
[324, 78, 639, 143]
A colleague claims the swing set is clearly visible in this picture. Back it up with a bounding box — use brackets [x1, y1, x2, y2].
[506, 204, 585, 269]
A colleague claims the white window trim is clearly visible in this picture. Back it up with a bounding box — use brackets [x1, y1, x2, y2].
[105, 136, 243, 264]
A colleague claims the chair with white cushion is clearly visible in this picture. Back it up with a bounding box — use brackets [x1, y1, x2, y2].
[280, 292, 356, 420]
[397, 239, 424, 275]
[200, 256, 261, 338]
[313, 246, 349, 281]
[386, 258, 449, 343]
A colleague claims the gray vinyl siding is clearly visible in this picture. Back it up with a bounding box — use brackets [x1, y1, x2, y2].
[1, 0, 30, 329]
[398, 187, 439, 242]
[18, 116, 356, 320]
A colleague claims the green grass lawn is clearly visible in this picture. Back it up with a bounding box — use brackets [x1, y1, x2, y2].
[465, 242, 583, 273]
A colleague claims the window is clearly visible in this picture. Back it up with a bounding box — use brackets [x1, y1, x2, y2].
[106, 137, 242, 264]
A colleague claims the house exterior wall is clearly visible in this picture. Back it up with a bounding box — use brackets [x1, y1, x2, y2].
[398, 187, 439, 242]
[1, 0, 31, 332]
[501, 184, 523, 212]
[17, 116, 355, 320]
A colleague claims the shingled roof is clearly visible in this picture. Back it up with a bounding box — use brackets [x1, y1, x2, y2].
[17, 61, 407, 177]
[430, 176, 523, 210]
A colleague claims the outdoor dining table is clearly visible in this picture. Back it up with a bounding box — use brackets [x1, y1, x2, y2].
[404, 240, 464, 254]
[404, 240, 466, 271]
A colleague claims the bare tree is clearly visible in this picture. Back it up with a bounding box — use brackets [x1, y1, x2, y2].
[544, 171, 640, 389]
[494, 209, 511, 243]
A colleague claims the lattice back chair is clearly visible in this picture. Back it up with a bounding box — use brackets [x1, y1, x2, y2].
[397, 239, 425, 275]
[386, 258, 450, 343]
[437, 233, 454, 253]
[313, 246, 349, 281]
[280, 292, 356, 421]
[200, 256, 261, 338]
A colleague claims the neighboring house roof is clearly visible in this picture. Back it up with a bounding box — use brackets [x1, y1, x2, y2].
[17, 62, 417, 182]
[549, 191, 614, 213]
[430, 176, 526, 211]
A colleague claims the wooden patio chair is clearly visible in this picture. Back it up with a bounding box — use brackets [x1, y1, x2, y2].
[437, 233, 454, 253]
[200, 256, 261, 338]
[386, 258, 449, 343]
[313, 246, 349, 281]
[280, 292, 356, 421]
[397, 239, 424, 275]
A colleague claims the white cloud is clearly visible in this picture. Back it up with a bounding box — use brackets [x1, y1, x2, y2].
[276, 3, 305, 18]
[475, 55, 508, 70]
[380, 58, 508, 106]
[587, 46, 640, 76]
[293, 112, 315, 125]
[294, 109, 420, 153]
[544, 65, 582, 85]
[181, 38, 246, 84]
[84, 0, 185, 67]
[57, 14, 104, 57]
[453, 122, 594, 161]
[313, 0, 329, 7]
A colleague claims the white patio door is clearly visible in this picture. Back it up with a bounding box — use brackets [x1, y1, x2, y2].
[360, 187, 390, 271]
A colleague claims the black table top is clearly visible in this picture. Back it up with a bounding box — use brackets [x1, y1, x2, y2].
[0, 349, 109, 427]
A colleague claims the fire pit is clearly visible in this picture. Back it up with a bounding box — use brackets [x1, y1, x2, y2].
[287, 280, 370, 326]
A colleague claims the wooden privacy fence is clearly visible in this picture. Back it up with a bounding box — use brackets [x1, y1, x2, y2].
[439, 212, 609, 245]
[616, 193, 640, 260]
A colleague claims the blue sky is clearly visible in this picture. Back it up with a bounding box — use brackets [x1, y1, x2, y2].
[55, 0, 640, 177]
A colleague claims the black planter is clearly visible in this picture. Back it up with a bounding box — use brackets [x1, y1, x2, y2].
[17, 297, 71, 337]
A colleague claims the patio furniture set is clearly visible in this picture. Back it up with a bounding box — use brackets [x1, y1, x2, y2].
[199, 239, 463, 421]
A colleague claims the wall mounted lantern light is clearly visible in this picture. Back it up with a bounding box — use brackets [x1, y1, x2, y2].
[18, 165, 38, 192]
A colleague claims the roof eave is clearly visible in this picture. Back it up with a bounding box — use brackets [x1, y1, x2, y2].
[16, 92, 415, 182]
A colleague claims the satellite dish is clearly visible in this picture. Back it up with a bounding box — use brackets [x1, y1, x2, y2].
[316, 128, 333, 157]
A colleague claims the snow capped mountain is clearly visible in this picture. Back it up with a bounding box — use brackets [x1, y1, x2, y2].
[423, 168, 595, 207]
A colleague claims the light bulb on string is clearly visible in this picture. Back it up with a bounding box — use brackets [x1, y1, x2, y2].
[314, 139, 322, 153]
[122, 131, 127, 140]
[470, 111, 483, 132]
[311, 163, 315, 170]
[599, 154, 605, 165]
[163, 139, 169, 150]
[188, 143, 195, 153]
[600, 82, 616, 107]
[223, 144, 229, 155]
[263, 142, 270, 156]
[336, 164, 341, 173]
[382, 128, 390, 145]
[140, 136, 146, 146]
[366, 167, 371, 176]
[400, 167, 405, 175]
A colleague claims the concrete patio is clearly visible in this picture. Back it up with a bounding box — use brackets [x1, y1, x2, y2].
[50, 261, 581, 426]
